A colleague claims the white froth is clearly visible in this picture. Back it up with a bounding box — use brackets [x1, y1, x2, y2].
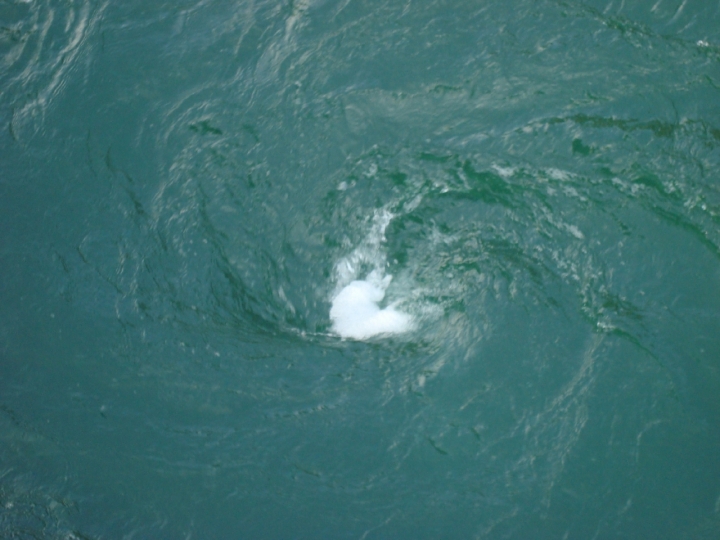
[329, 208, 416, 340]
[330, 280, 413, 340]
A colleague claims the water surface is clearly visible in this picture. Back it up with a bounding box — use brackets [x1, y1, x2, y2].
[1, 0, 720, 538]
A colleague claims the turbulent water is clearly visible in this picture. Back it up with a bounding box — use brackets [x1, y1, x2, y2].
[1, 0, 720, 538]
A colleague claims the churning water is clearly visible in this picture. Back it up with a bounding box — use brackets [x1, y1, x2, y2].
[1, 0, 720, 538]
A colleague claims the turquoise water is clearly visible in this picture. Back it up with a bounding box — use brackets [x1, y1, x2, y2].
[1, 0, 720, 537]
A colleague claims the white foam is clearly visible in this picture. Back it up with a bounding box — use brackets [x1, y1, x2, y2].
[329, 209, 414, 340]
[330, 279, 413, 340]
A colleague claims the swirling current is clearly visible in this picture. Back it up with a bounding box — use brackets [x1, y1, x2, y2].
[1, 0, 719, 538]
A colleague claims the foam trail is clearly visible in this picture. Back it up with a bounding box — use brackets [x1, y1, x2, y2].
[330, 210, 414, 340]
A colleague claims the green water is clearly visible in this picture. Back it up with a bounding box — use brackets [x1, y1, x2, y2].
[1, 0, 720, 538]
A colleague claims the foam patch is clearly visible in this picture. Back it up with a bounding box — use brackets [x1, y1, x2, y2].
[330, 280, 413, 340]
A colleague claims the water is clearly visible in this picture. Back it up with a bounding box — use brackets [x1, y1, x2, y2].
[1, 0, 719, 538]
